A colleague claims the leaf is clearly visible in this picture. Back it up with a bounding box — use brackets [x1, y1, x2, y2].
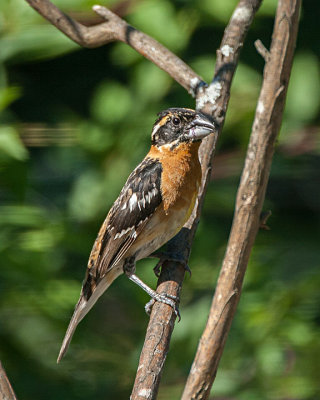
[285, 52, 320, 123]
[129, 0, 188, 51]
[0, 126, 28, 161]
[91, 81, 132, 124]
[132, 61, 171, 103]
[0, 86, 22, 111]
[77, 121, 114, 153]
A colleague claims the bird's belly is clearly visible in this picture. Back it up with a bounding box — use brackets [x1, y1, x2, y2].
[134, 231, 172, 261]
[131, 192, 197, 261]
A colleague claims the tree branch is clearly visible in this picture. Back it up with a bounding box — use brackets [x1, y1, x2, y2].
[254, 39, 271, 61]
[0, 362, 18, 400]
[25, 0, 204, 95]
[182, 0, 301, 398]
[131, 1, 263, 399]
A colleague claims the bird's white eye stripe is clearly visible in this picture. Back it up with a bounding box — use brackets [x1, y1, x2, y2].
[151, 123, 161, 138]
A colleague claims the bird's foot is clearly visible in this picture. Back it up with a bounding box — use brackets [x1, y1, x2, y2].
[123, 255, 136, 275]
[149, 251, 191, 278]
[126, 272, 181, 321]
[145, 293, 181, 321]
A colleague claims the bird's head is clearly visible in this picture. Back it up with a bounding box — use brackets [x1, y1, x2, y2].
[151, 108, 217, 148]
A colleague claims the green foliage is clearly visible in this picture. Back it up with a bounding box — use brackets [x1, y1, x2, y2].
[0, 0, 77, 63]
[91, 81, 133, 124]
[285, 52, 320, 126]
[128, 0, 191, 51]
[0, 1, 319, 399]
[0, 126, 28, 160]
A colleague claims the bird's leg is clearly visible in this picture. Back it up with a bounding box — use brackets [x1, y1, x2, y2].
[148, 251, 191, 278]
[123, 256, 180, 320]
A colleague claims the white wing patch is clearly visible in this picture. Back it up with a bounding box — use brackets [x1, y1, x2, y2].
[145, 187, 158, 204]
[112, 187, 159, 241]
[114, 226, 134, 240]
[124, 188, 159, 214]
[129, 193, 138, 211]
[86, 156, 162, 283]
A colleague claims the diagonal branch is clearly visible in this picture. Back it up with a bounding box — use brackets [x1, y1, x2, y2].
[182, 0, 301, 398]
[25, 0, 204, 95]
[130, 1, 263, 399]
[0, 361, 18, 400]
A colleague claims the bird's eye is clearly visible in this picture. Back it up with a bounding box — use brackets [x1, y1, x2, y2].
[172, 117, 181, 126]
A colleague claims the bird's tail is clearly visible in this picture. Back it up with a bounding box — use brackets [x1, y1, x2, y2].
[57, 267, 123, 363]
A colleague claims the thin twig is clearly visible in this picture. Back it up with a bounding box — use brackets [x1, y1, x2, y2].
[255, 39, 271, 61]
[182, 0, 301, 398]
[131, 1, 263, 399]
[0, 362, 18, 400]
[24, 0, 204, 95]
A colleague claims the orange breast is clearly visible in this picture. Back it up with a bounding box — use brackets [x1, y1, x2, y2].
[148, 141, 202, 218]
[128, 142, 202, 259]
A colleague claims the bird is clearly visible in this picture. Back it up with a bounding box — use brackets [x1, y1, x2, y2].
[57, 107, 216, 362]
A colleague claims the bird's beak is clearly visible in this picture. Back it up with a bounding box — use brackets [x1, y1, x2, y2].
[186, 113, 217, 141]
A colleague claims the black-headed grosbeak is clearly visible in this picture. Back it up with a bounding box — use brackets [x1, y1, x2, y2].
[57, 108, 216, 362]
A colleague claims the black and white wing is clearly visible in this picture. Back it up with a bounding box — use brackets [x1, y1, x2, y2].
[57, 157, 163, 362]
[84, 156, 163, 297]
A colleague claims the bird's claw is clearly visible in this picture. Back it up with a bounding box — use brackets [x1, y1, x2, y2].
[144, 298, 155, 315]
[153, 262, 162, 278]
[145, 293, 181, 321]
[150, 251, 191, 278]
[183, 264, 192, 277]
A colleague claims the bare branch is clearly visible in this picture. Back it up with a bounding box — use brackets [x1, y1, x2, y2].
[25, 0, 204, 95]
[195, 0, 264, 229]
[131, 1, 263, 399]
[129, 262, 186, 400]
[0, 362, 18, 400]
[182, 0, 301, 398]
[255, 39, 271, 61]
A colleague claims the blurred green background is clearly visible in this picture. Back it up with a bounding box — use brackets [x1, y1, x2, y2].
[0, 0, 319, 399]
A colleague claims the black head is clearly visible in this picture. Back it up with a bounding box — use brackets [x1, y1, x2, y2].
[151, 108, 217, 147]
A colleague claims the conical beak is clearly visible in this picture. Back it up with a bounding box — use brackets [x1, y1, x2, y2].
[186, 112, 217, 141]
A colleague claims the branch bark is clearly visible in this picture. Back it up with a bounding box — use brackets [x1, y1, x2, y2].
[0, 362, 18, 400]
[25, 0, 204, 95]
[182, 0, 301, 398]
[131, 1, 263, 399]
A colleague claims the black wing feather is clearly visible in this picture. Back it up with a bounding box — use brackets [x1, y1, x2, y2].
[107, 157, 162, 233]
[87, 157, 163, 286]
